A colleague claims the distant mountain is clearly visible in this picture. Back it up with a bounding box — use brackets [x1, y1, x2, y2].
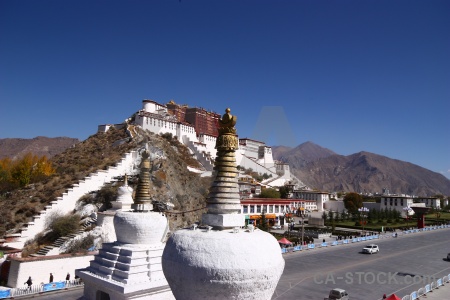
[273, 142, 450, 196]
[3, 137, 449, 196]
[272, 141, 336, 168]
[0, 136, 80, 159]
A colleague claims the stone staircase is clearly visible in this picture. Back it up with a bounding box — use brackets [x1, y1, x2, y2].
[4, 149, 141, 249]
[30, 216, 98, 257]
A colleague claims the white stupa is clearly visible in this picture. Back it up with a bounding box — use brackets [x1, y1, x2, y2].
[162, 108, 285, 299]
[96, 174, 135, 244]
[111, 174, 134, 211]
[76, 149, 174, 300]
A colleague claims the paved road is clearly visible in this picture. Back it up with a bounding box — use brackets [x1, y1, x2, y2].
[272, 228, 450, 300]
[13, 228, 450, 300]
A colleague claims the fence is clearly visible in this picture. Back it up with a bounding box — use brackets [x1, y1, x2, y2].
[280, 224, 450, 254]
[401, 274, 450, 300]
[281, 234, 381, 253]
[0, 279, 83, 299]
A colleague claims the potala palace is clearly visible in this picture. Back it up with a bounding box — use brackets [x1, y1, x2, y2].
[99, 99, 305, 189]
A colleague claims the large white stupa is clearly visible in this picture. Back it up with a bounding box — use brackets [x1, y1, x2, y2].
[162, 108, 285, 299]
[76, 149, 174, 300]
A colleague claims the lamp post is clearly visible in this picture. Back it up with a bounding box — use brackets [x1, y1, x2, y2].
[435, 208, 441, 225]
[358, 207, 369, 236]
[299, 207, 306, 246]
[403, 206, 412, 228]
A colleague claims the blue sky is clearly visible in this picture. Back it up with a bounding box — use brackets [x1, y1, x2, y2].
[1, 0, 449, 179]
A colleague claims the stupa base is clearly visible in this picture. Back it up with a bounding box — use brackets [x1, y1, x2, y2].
[201, 213, 244, 228]
[162, 227, 285, 300]
[77, 270, 174, 300]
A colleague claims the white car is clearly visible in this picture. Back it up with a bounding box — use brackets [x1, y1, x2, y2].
[362, 244, 379, 254]
[271, 225, 282, 230]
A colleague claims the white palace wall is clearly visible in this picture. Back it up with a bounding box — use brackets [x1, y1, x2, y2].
[7, 253, 95, 288]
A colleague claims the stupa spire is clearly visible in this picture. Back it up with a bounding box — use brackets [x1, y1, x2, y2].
[202, 108, 244, 229]
[133, 147, 153, 211]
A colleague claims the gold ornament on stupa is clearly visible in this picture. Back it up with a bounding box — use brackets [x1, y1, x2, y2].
[133, 148, 153, 211]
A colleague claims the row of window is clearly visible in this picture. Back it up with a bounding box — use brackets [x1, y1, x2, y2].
[384, 199, 404, 206]
[242, 205, 285, 214]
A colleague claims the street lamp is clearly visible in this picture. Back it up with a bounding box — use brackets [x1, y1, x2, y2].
[358, 207, 369, 235]
[403, 206, 412, 228]
[298, 207, 306, 246]
[435, 208, 441, 225]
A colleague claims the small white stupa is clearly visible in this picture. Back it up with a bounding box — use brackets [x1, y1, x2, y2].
[162, 108, 285, 299]
[76, 148, 174, 300]
[96, 175, 135, 243]
[111, 174, 134, 211]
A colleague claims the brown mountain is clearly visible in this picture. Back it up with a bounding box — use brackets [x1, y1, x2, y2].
[0, 136, 80, 159]
[272, 141, 336, 168]
[273, 142, 450, 196]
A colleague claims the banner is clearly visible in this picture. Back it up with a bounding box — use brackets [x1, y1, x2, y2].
[42, 281, 66, 292]
[0, 289, 11, 299]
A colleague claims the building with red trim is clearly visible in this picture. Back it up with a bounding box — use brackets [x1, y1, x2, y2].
[240, 198, 317, 226]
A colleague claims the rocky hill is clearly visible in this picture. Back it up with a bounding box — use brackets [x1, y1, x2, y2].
[272, 142, 450, 196]
[0, 136, 80, 159]
[0, 127, 212, 239]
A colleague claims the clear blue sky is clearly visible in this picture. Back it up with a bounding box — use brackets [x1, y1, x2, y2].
[1, 0, 449, 179]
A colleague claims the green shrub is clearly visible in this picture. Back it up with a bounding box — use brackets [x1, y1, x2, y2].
[46, 214, 81, 241]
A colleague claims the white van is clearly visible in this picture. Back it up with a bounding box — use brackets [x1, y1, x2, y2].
[325, 288, 349, 300]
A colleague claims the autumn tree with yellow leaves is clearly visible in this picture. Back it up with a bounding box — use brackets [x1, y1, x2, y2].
[0, 153, 55, 192]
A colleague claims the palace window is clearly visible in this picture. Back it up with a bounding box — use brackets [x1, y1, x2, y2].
[257, 205, 261, 213]
[243, 206, 248, 214]
[250, 206, 254, 213]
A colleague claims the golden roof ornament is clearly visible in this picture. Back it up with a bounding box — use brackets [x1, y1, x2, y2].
[215, 108, 238, 151]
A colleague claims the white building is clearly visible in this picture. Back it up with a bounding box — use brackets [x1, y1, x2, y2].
[380, 195, 441, 217]
[99, 99, 304, 187]
[292, 190, 330, 212]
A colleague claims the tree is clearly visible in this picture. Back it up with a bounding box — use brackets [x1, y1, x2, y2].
[259, 188, 280, 198]
[258, 210, 269, 231]
[322, 211, 327, 223]
[279, 185, 291, 199]
[343, 192, 363, 214]
[0, 153, 55, 190]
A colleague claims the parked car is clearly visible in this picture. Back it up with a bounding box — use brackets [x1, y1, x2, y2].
[271, 225, 282, 230]
[362, 244, 380, 254]
[325, 288, 349, 300]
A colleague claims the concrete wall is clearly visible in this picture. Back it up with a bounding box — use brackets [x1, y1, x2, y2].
[7, 253, 95, 288]
[324, 200, 346, 212]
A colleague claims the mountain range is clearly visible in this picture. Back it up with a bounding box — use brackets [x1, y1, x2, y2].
[1, 137, 449, 196]
[272, 141, 450, 196]
[0, 136, 79, 160]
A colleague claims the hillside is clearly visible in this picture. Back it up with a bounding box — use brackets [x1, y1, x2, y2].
[273, 143, 450, 196]
[0, 136, 80, 160]
[0, 127, 212, 238]
[272, 141, 336, 168]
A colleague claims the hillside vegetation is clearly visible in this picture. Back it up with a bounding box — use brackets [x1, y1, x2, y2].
[0, 126, 212, 238]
